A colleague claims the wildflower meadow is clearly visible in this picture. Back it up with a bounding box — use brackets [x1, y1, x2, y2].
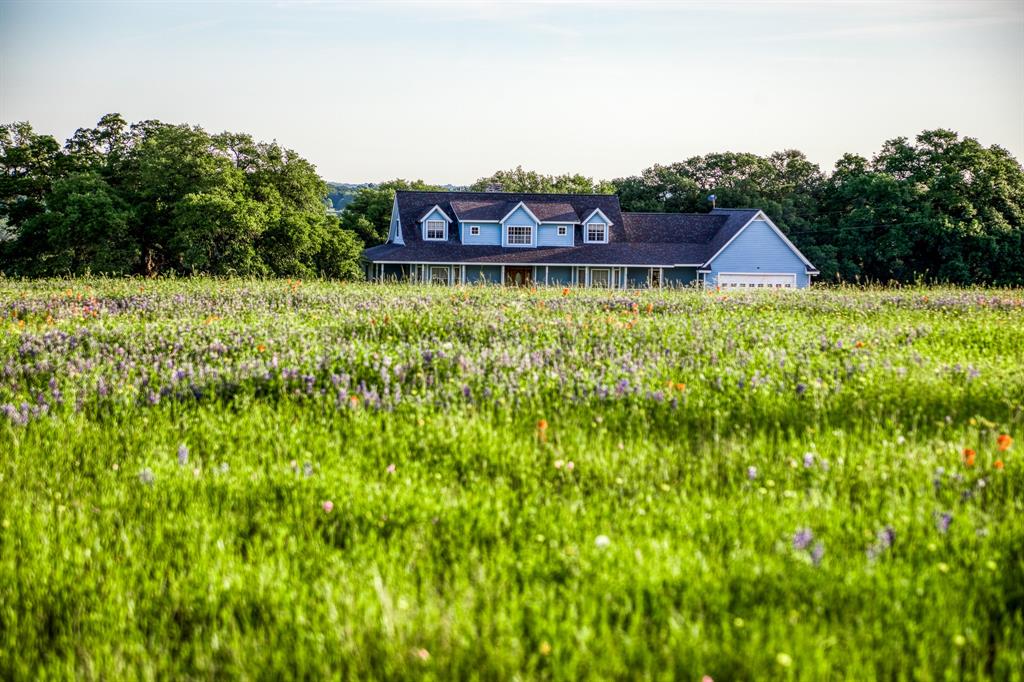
[0, 279, 1022, 680]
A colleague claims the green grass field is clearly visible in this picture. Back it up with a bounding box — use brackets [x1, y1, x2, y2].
[1, 280, 1022, 680]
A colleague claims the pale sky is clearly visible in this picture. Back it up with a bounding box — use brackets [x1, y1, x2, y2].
[2, 0, 1022, 184]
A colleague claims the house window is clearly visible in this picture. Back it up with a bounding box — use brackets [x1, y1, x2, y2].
[649, 268, 662, 288]
[557, 225, 568, 236]
[586, 222, 607, 242]
[426, 220, 446, 240]
[430, 266, 449, 284]
[507, 225, 533, 246]
[470, 225, 480, 236]
[590, 268, 611, 287]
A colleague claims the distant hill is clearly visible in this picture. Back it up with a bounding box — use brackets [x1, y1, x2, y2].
[325, 183, 371, 215]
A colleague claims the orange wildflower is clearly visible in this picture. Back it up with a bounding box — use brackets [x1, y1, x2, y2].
[646, 303, 654, 314]
[562, 287, 570, 296]
[631, 302, 639, 314]
[994, 459, 1004, 470]
[997, 434, 1013, 451]
[675, 383, 686, 392]
[537, 419, 548, 431]
[855, 341, 865, 348]
[256, 344, 266, 353]
[962, 448, 976, 467]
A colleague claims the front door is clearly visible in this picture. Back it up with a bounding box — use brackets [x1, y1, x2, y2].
[505, 267, 533, 286]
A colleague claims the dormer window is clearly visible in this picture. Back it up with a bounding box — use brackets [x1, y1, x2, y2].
[507, 225, 533, 246]
[425, 220, 446, 240]
[586, 222, 607, 243]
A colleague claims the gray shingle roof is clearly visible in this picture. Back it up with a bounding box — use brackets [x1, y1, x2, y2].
[364, 192, 788, 268]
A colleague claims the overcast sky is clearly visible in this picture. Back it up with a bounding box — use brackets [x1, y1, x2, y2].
[2, 0, 1022, 184]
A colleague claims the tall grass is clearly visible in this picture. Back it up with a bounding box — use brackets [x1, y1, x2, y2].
[0, 279, 1021, 679]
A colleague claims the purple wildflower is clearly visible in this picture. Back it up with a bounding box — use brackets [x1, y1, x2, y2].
[803, 453, 815, 468]
[747, 466, 758, 480]
[138, 468, 154, 485]
[793, 528, 813, 551]
[936, 512, 953, 534]
[878, 526, 896, 549]
[177, 444, 188, 466]
[795, 382, 807, 395]
[811, 541, 825, 566]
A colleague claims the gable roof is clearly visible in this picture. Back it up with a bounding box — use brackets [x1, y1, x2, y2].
[368, 192, 815, 270]
[580, 208, 615, 226]
[701, 209, 818, 272]
[418, 204, 453, 223]
[499, 200, 543, 225]
[393, 190, 625, 247]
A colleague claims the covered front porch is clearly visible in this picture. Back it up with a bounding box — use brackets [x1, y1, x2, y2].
[365, 262, 701, 288]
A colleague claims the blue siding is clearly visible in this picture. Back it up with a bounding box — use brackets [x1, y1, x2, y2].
[547, 266, 573, 285]
[465, 265, 502, 284]
[664, 267, 698, 287]
[706, 220, 811, 288]
[388, 197, 402, 243]
[461, 222, 501, 245]
[626, 267, 651, 288]
[537, 223, 574, 247]
[501, 206, 539, 247]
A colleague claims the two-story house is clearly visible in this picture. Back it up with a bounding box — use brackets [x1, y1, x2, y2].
[362, 191, 818, 288]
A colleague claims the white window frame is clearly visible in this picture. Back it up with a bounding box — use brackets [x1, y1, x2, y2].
[590, 268, 611, 288]
[557, 225, 568, 236]
[506, 224, 533, 247]
[469, 225, 480, 236]
[425, 220, 447, 241]
[429, 266, 449, 284]
[585, 222, 608, 244]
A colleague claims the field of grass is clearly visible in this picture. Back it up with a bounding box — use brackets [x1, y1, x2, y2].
[1, 279, 1022, 680]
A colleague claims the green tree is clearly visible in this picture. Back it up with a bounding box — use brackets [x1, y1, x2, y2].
[313, 218, 365, 279]
[2, 114, 367, 279]
[812, 130, 1024, 284]
[18, 172, 139, 275]
[339, 179, 444, 246]
[470, 166, 613, 194]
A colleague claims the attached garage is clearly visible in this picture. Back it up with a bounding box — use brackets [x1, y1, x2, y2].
[717, 272, 796, 289]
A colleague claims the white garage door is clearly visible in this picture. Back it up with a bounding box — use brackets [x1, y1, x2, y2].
[718, 273, 796, 289]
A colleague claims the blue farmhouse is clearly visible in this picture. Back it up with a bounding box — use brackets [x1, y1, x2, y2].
[362, 191, 818, 288]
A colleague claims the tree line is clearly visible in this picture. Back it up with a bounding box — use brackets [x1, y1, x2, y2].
[3, 116, 1022, 285]
[339, 131, 1024, 286]
[0, 115, 362, 278]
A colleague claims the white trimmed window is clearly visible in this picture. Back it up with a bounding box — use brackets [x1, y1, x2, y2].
[557, 225, 568, 236]
[586, 222, 607, 243]
[425, 220, 446, 240]
[469, 225, 480, 236]
[590, 268, 611, 287]
[430, 266, 449, 284]
[506, 225, 533, 246]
